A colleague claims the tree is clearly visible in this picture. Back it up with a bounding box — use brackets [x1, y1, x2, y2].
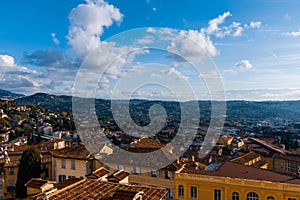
[16, 146, 41, 198]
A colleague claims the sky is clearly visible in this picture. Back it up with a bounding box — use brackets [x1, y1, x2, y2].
[1, 0, 300, 100]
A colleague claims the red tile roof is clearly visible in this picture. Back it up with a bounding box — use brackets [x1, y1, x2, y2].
[180, 161, 300, 184]
[131, 138, 165, 149]
[92, 167, 110, 178]
[37, 179, 166, 200]
[244, 137, 290, 155]
[49, 145, 91, 160]
[25, 179, 49, 189]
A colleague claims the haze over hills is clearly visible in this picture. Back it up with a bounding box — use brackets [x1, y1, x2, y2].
[0, 89, 24, 99]
[13, 92, 300, 123]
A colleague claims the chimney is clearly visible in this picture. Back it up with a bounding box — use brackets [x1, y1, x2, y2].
[191, 155, 195, 162]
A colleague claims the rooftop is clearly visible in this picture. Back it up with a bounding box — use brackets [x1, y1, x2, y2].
[49, 144, 91, 160]
[231, 151, 260, 164]
[244, 137, 290, 155]
[25, 179, 51, 189]
[180, 161, 300, 184]
[34, 179, 166, 200]
[130, 137, 165, 149]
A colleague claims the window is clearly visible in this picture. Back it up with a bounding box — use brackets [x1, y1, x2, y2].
[71, 160, 76, 170]
[9, 180, 14, 186]
[232, 192, 239, 200]
[178, 185, 184, 197]
[148, 170, 157, 177]
[267, 196, 275, 200]
[247, 192, 259, 200]
[8, 167, 14, 175]
[61, 159, 66, 169]
[162, 171, 172, 179]
[136, 167, 141, 174]
[166, 188, 174, 199]
[214, 189, 221, 200]
[0, 181, 2, 188]
[58, 175, 66, 183]
[190, 186, 197, 198]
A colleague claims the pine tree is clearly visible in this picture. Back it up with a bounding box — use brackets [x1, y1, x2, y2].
[16, 146, 41, 198]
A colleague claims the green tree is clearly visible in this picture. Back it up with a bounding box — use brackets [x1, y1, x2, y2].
[16, 146, 41, 198]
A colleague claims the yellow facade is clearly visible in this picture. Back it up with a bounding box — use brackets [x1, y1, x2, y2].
[52, 157, 93, 182]
[174, 172, 300, 200]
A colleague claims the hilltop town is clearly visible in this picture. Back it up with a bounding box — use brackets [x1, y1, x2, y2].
[0, 96, 300, 199]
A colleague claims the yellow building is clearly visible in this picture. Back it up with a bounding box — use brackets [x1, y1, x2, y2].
[231, 151, 269, 169]
[174, 161, 300, 200]
[50, 144, 103, 182]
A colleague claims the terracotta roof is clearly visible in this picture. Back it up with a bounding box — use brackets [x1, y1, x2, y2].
[37, 179, 166, 200]
[25, 179, 49, 189]
[111, 190, 140, 200]
[50, 145, 91, 160]
[180, 161, 300, 184]
[244, 137, 290, 155]
[113, 171, 130, 180]
[91, 167, 109, 178]
[130, 138, 165, 149]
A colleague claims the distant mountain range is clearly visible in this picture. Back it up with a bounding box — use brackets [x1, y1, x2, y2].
[13, 92, 300, 123]
[0, 89, 25, 99]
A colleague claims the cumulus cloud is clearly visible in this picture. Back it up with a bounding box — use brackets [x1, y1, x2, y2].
[249, 21, 262, 28]
[285, 29, 300, 37]
[51, 33, 60, 45]
[146, 27, 156, 33]
[236, 60, 254, 70]
[165, 68, 189, 80]
[67, 0, 123, 59]
[167, 29, 218, 65]
[206, 12, 262, 38]
[206, 11, 232, 35]
[205, 12, 245, 38]
[0, 55, 15, 66]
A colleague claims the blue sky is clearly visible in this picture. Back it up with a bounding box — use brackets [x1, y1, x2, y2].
[0, 0, 300, 100]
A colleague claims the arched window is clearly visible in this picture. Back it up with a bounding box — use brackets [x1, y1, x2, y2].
[232, 192, 239, 200]
[247, 192, 259, 200]
[178, 185, 184, 197]
[267, 196, 275, 200]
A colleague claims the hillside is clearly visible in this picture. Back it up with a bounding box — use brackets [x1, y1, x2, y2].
[0, 89, 24, 99]
[16, 93, 300, 122]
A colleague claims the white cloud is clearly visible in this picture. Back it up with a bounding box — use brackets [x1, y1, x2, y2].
[285, 29, 300, 37]
[146, 27, 156, 33]
[200, 70, 219, 79]
[0, 55, 15, 66]
[206, 11, 232, 35]
[67, 0, 123, 59]
[249, 21, 262, 28]
[165, 68, 189, 80]
[167, 29, 218, 65]
[51, 33, 60, 45]
[205, 12, 246, 38]
[135, 35, 155, 45]
[236, 60, 254, 70]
